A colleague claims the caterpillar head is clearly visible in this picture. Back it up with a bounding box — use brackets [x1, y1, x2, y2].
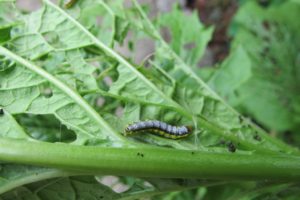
[186, 126, 193, 133]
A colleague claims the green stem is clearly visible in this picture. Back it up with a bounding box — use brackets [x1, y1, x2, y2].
[1, 138, 300, 181]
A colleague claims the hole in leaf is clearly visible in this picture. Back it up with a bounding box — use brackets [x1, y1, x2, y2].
[97, 176, 130, 193]
[42, 88, 53, 98]
[96, 97, 105, 108]
[96, 16, 104, 26]
[15, 114, 76, 143]
[42, 31, 64, 49]
[16, 0, 42, 12]
[141, 52, 155, 68]
[184, 42, 196, 50]
[103, 76, 113, 86]
[115, 106, 124, 117]
[39, 84, 54, 98]
[0, 56, 16, 71]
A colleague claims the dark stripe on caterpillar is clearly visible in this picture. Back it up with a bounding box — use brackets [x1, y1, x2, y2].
[124, 120, 192, 139]
[0, 108, 4, 115]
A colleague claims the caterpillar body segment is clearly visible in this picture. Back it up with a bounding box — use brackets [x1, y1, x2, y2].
[124, 120, 192, 139]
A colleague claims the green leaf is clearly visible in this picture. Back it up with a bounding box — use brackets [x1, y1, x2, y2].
[77, 0, 116, 47]
[0, 0, 296, 155]
[0, 176, 120, 200]
[219, 1, 300, 132]
[0, 164, 72, 195]
[157, 5, 213, 67]
[0, 2, 19, 44]
[208, 46, 252, 103]
[0, 50, 122, 144]
[15, 114, 76, 142]
[9, 34, 54, 60]
[0, 27, 11, 44]
[110, 0, 297, 153]
[0, 108, 29, 139]
[7, 3, 93, 59]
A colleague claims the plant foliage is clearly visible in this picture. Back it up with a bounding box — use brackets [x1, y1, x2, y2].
[0, 0, 299, 199]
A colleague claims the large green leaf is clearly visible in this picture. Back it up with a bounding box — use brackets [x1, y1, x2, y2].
[210, 1, 300, 133]
[0, 53, 122, 144]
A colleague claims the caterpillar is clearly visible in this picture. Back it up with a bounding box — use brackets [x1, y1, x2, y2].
[125, 120, 192, 139]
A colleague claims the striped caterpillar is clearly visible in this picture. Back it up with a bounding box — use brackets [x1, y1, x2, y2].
[125, 120, 192, 139]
